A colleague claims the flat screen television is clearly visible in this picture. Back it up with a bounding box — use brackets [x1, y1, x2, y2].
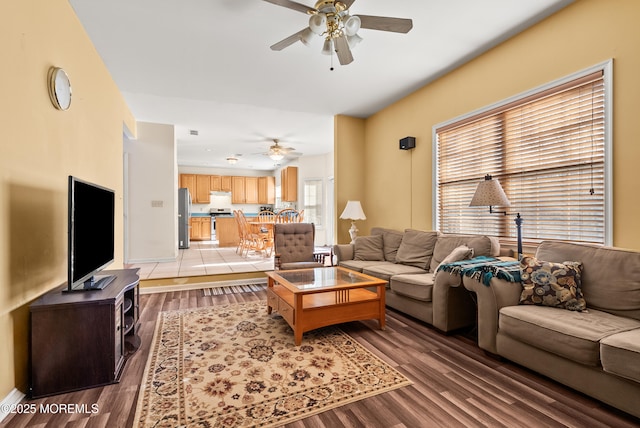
[67, 176, 115, 292]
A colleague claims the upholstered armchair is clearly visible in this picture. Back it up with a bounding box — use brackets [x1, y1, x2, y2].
[273, 223, 327, 270]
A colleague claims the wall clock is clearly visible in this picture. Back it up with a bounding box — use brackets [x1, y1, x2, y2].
[48, 67, 72, 111]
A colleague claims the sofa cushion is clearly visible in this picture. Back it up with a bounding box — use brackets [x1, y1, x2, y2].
[395, 229, 439, 270]
[353, 235, 384, 261]
[339, 260, 389, 273]
[519, 256, 587, 311]
[433, 245, 473, 278]
[499, 305, 640, 366]
[390, 273, 435, 302]
[600, 329, 640, 383]
[363, 263, 427, 281]
[372, 228, 404, 262]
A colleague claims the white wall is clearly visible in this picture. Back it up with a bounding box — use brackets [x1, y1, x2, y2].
[124, 122, 177, 263]
[295, 153, 334, 246]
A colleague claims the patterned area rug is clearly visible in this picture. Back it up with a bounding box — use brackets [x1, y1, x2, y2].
[134, 301, 412, 427]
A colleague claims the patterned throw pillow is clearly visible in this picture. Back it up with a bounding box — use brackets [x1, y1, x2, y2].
[519, 256, 587, 311]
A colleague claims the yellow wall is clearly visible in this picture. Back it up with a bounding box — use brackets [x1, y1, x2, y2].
[334, 115, 366, 243]
[0, 0, 135, 398]
[350, 0, 640, 249]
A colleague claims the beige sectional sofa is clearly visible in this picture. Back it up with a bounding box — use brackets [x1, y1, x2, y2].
[333, 228, 500, 332]
[464, 241, 640, 418]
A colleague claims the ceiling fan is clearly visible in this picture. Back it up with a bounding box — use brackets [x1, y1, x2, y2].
[265, 139, 298, 161]
[263, 0, 413, 67]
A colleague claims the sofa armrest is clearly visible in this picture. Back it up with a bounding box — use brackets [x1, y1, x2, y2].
[432, 272, 477, 332]
[463, 276, 522, 354]
[333, 244, 355, 263]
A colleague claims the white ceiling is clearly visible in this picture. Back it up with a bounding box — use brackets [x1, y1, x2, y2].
[68, 0, 573, 170]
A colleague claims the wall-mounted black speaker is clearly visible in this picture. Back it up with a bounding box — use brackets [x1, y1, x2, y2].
[400, 136, 416, 150]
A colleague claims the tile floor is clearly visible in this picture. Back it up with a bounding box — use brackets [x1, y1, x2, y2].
[127, 241, 275, 280]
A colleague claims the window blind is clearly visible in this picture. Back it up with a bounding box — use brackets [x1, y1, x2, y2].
[436, 70, 606, 245]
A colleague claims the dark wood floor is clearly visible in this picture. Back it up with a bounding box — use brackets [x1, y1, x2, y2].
[5, 289, 640, 428]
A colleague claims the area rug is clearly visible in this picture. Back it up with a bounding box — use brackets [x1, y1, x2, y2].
[133, 301, 412, 427]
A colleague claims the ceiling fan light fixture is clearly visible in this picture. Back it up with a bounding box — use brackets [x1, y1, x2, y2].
[269, 153, 284, 161]
[321, 38, 333, 55]
[226, 157, 239, 164]
[300, 28, 316, 46]
[347, 33, 363, 48]
[344, 15, 361, 36]
[309, 13, 327, 35]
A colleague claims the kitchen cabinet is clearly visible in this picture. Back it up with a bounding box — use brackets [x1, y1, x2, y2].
[195, 175, 211, 204]
[180, 174, 197, 197]
[210, 175, 221, 191]
[189, 217, 211, 241]
[281, 166, 298, 202]
[245, 177, 259, 204]
[221, 176, 232, 192]
[179, 174, 211, 204]
[216, 217, 239, 247]
[231, 176, 246, 204]
[30, 269, 140, 398]
[231, 176, 259, 204]
[258, 176, 275, 204]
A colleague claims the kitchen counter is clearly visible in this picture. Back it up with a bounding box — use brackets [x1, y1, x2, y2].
[216, 217, 239, 247]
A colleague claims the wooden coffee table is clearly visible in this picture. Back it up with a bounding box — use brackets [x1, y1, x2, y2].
[265, 267, 387, 345]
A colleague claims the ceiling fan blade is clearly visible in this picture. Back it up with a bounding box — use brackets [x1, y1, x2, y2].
[355, 15, 413, 33]
[270, 28, 308, 51]
[334, 35, 354, 65]
[262, 0, 316, 14]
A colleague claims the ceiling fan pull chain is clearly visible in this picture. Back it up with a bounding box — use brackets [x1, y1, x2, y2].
[330, 50, 334, 71]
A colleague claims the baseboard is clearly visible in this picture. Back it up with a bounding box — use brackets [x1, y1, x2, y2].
[140, 277, 267, 295]
[0, 388, 26, 423]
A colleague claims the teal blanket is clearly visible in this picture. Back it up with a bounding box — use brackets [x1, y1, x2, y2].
[436, 256, 521, 286]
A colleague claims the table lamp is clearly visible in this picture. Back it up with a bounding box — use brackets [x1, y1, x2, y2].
[340, 200, 366, 244]
[470, 175, 523, 259]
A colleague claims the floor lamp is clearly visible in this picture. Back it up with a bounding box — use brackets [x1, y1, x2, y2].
[470, 175, 523, 260]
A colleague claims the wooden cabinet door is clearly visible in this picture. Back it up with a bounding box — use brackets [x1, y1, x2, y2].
[245, 177, 259, 204]
[258, 176, 275, 204]
[189, 218, 200, 240]
[180, 174, 197, 198]
[281, 166, 298, 202]
[195, 175, 211, 204]
[210, 175, 221, 191]
[221, 176, 232, 192]
[231, 176, 246, 203]
[201, 217, 211, 240]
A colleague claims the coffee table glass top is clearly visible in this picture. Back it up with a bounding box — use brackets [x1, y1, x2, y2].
[269, 267, 383, 291]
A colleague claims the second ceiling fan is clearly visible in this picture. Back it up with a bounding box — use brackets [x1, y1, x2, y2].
[264, 0, 413, 67]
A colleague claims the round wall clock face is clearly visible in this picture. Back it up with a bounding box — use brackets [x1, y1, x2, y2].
[48, 67, 72, 111]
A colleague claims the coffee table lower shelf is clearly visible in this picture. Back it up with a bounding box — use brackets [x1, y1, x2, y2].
[267, 283, 385, 345]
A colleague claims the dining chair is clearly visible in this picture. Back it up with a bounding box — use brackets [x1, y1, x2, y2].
[276, 208, 299, 223]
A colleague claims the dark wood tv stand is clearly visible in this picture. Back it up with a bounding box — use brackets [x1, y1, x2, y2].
[29, 268, 140, 398]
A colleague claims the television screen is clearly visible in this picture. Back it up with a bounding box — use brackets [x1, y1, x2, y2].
[67, 176, 115, 291]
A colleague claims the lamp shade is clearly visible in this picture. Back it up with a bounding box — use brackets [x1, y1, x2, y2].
[469, 175, 511, 207]
[340, 200, 366, 220]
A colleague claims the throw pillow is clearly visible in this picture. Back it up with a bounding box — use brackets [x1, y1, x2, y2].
[434, 245, 474, 278]
[519, 256, 587, 311]
[353, 235, 385, 261]
[395, 229, 439, 270]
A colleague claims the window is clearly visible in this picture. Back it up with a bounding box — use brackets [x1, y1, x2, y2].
[435, 64, 610, 246]
[303, 179, 323, 227]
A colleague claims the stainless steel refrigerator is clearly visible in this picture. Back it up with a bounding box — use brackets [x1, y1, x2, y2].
[178, 188, 191, 249]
